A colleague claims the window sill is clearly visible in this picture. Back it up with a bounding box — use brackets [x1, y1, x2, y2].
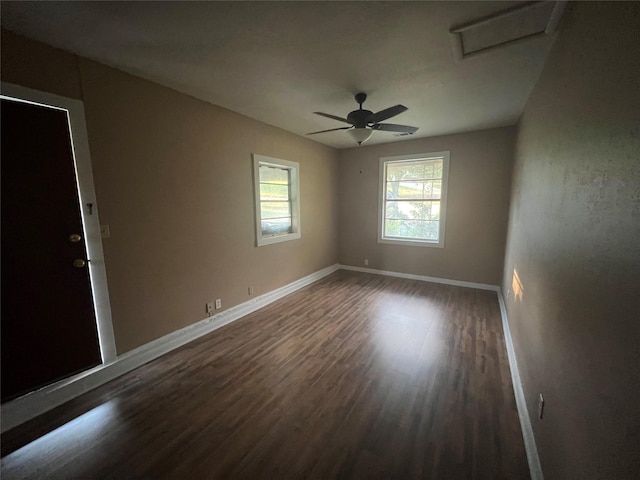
[257, 231, 301, 247]
[378, 237, 444, 248]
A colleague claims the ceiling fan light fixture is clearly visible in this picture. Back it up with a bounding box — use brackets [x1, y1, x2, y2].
[348, 127, 373, 146]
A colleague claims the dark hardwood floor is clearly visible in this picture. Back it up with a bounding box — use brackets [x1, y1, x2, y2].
[1, 271, 529, 479]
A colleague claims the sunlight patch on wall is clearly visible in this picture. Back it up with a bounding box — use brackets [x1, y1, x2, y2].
[512, 268, 524, 302]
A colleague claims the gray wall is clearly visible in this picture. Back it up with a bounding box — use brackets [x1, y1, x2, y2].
[502, 3, 640, 478]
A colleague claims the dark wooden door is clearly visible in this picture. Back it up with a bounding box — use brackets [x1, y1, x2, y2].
[1, 98, 102, 403]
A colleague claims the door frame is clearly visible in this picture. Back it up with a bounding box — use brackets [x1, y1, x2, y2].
[1, 83, 117, 383]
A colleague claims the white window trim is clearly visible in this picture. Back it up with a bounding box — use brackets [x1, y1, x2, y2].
[252, 154, 301, 247]
[377, 151, 450, 248]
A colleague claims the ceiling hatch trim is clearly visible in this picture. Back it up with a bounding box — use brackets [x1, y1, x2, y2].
[450, 1, 567, 61]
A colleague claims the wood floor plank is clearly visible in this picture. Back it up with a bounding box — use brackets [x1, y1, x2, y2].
[1, 271, 529, 479]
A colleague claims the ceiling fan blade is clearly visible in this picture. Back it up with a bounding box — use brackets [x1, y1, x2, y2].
[307, 126, 352, 135]
[372, 123, 418, 134]
[368, 105, 408, 124]
[313, 112, 352, 124]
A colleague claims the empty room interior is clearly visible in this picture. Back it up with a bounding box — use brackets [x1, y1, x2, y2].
[1, 1, 638, 479]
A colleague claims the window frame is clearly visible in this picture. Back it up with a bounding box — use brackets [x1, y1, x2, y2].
[252, 154, 301, 247]
[377, 151, 450, 248]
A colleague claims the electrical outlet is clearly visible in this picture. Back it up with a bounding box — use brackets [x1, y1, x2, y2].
[215, 298, 222, 309]
[248, 286, 254, 296]
[206, 302, 214, 316]
[538, 394, 545, 419]
[364, 258, 369, 266]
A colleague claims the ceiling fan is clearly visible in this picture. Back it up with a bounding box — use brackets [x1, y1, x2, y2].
[307, 92, 418, 145]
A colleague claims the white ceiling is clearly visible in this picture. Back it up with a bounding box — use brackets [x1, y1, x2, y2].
[1, 1, 558, 149]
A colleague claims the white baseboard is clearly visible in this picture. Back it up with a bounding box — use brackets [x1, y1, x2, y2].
[497, 289, 543, 480]
[338, 264, 501, 292]
[1, 263, 340, 433]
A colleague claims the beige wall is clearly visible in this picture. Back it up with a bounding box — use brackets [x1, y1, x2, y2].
[1, 30, 82, 100]
[2, 31, 340, 354]
[502, 3, 640, 478]
[338, 127, 515, 285]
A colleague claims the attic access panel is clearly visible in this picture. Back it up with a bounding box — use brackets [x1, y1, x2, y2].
[450, 1, 567, 60]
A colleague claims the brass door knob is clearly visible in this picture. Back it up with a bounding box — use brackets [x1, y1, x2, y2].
[73, 259, 87, 268]
[69, 233, 82, 243]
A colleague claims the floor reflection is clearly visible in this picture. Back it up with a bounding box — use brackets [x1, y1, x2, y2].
[373, 293, 443, 375]
[3, 400, 119, 469]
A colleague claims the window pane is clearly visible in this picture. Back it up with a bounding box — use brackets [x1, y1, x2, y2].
[259, 165, 289, 184]
[260, 183, 289, 201]
[385, 200, 440, 221]
[387, 180, 440, 200]
[432, 180, 442, 198]
[385, 159, 442, 181]
[431, 201, 441, 220]
[260, 201, 290, 219]
[424, 163, 435, 179]
[386, 182, 397, 200]
[433, 161, 443, 178]
[398, 181, 426, 198]
[384, 219, 439, 241]
[261, 218, 292, 235]
[386, 162, 425, 181]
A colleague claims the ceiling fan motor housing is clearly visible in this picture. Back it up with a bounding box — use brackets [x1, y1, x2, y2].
[348, 92, 373, 127]
[347, 109, 374, 128]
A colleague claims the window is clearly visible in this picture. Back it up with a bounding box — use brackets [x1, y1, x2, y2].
[378, 152, 450, 247]
[253, 154, 300, 246]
